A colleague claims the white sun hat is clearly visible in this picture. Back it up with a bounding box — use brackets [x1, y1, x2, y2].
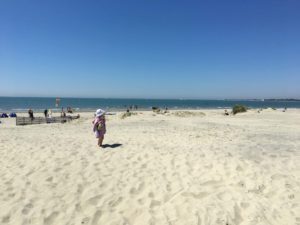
[95, 109, 105, 117]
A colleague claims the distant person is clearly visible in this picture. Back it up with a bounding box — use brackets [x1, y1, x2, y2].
[28, 109, 34, 120]
[92, 109, 106, 147]
[224, 109, 229, 116]
[44, 109, 48, 118]
[61, 110, 66, 117]
[48, 109, 52, 118]
[67, 107, 73, 113]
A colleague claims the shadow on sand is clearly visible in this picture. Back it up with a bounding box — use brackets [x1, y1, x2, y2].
[101, 143, 122, 149]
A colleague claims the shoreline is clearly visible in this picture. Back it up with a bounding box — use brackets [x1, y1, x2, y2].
[1, 106, 299, 114]
[2, 97, 300, 113]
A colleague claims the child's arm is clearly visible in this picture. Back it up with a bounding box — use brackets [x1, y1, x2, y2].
[92, 119, 98, 131]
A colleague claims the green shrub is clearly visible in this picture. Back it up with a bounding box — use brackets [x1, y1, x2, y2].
[232, 105, 247, 115]
[153, 109, 161, 113]
[120, 111, 137, 119]
[172, 111, 205, 117]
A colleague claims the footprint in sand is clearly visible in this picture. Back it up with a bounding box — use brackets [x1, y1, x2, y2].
[150, 200, 161, 209]
[141, 163, 147, 169]
[22, 203, 34, 215]
[148, 192, 155, 198]
[75, 203, 82, 212]
[77, 184, 84, 194]
[166, 183, 172, 192]
[241, 202, 250, 209]
[81, 217, 90, 224]
[130, 182, 145, 195]
[7, 193, 16, 198]
[63, 161, 72, 166]
[201, 180, 222, 186]
[54, 167, 62, 172]
[109, 197, 123, 207]
[46, 176, 53, 182]
[2, 214, 10, 223]
[91, 210, 102, 225]
[87, 195, 103, 205]
[233, 204, 243, 224]
[181, 192, 209, 199]
[44, 212, 59, 225]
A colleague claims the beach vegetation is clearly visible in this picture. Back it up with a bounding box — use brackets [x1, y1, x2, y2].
[172, 111, 206, 117]
[152, 107, 161, 113]
[120, 111, 137, 119]
[232, 105, 247, 115]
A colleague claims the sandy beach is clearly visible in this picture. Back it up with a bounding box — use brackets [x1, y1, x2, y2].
[0, 109, 299, 225]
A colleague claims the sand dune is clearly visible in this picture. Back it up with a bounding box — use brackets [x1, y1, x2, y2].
[0, 109, 300, 225]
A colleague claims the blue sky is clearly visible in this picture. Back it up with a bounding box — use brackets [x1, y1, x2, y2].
[0, 0, 299, 99]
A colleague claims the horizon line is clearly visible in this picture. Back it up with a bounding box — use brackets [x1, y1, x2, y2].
[0, 96, 300, 101]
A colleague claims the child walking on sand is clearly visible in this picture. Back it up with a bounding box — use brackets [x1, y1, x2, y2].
[93, 109, 106, 147]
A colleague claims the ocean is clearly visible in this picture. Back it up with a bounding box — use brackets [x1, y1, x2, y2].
[1, 97, 300, 113]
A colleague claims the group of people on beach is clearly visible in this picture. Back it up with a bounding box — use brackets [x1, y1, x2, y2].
[28, 107, 74, 120]
[28, 108, 53, 119]
[43, 109, 53, 118]
[125, 105, 138, 111]
[44, 107, 73, 118]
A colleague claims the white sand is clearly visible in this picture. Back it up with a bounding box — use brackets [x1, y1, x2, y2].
[0, 109, 300, 225]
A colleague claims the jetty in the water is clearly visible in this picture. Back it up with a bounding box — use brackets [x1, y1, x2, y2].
[16, 115, 80, 126]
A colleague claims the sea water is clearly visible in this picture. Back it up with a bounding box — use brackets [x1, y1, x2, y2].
[0, 97, 300, 112]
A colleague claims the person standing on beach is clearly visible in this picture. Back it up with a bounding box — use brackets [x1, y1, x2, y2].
[48, 109, 52, 118]
[61, 107, 66, 117]
[61, 111, 66, 117]
[93, 109, 106, 147]
[44, 109, 48, 118]
[28, 109, 34, 120]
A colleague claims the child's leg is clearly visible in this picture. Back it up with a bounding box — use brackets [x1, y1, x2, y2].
[98, 136, 104, 146]
[100, 136, 104, 146]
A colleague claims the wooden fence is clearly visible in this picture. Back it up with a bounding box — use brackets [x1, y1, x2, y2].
[16, 115, 80, 126]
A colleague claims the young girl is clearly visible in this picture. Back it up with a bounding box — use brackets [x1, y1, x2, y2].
[93, 109, 106, 147]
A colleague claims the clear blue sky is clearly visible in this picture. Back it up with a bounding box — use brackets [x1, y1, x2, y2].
[1, 0, 299, 99]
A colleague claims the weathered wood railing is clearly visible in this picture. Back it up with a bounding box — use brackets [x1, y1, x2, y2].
[16, 115, 80, 126]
